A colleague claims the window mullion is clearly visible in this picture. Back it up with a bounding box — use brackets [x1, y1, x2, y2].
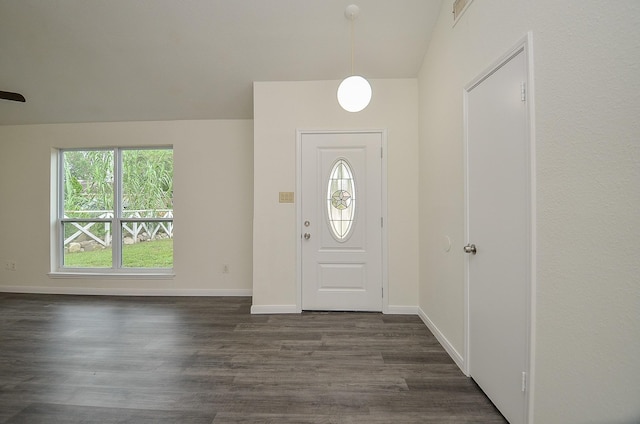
[113, 148, 123, 269]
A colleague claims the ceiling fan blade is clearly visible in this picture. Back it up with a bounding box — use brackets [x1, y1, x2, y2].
[0, 91, 26, 102]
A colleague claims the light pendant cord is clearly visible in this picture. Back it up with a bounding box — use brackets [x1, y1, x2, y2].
[350, 16, 355, 75]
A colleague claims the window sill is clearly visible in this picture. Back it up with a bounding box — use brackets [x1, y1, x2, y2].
[48, 271, 175, 280]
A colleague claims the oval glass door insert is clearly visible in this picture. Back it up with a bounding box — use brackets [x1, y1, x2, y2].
[327, 158, 356, 241]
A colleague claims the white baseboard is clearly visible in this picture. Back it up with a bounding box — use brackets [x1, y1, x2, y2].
[250, 305, 419, 315]
[385, 305, 419, 315]
[250, 304, 299, 314]
[417, 306, 466, 374]
[0, 286, 252, 297]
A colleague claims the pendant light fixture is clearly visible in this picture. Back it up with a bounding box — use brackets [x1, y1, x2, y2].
[337, 4, 372, 112]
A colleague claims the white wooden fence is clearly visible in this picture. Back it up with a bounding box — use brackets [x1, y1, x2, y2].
[64, 209, 173, 247]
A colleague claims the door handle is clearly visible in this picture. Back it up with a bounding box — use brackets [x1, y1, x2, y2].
[304, 233, 311, 240]
[463, 244, 477, 255]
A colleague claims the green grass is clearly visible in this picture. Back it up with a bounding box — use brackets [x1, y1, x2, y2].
[64, 239, 173, 268]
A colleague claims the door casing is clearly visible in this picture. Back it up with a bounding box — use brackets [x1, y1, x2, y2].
[463, 33, 536, 423]
[296, 129, 388, 313]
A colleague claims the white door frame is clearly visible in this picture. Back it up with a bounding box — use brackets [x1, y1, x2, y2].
[296, 129, 388, 313]
[463, 33, 536, 422]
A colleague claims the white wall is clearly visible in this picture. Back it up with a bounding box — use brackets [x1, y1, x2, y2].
[0, 120, 254, 295]
[419, 1, 640, 423]
[253, 79, 419, 312]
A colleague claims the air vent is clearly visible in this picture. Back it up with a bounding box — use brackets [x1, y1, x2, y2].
[453, 0, 474, 24]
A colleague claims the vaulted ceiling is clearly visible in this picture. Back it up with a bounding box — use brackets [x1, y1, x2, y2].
[0, 0, 442, 125]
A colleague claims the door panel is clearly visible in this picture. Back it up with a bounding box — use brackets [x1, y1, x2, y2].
[466, 48, 530, 424]
[301, 132, 382, 311]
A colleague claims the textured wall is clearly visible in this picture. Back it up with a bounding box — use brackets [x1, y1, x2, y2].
[418, 1, 640, 422]
[0, 120, 254, 294]
[252, 79, 420, 312]
[532, 2, 640, 422]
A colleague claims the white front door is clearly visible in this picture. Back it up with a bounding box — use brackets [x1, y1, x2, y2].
[300, 131, 383, 311]
[465, 45, 531, 424]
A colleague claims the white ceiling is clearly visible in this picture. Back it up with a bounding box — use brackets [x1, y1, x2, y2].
[0, 0, 442, 125]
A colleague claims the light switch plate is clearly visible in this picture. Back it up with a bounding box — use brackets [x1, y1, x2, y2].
[279, 192, 294, 203]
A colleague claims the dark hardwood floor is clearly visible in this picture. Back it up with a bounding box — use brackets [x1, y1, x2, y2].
[0, 293, 506, 423]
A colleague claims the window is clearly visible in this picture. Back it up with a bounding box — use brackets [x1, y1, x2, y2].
[326, 158, 356, 241]
[58, 147, 173, 272]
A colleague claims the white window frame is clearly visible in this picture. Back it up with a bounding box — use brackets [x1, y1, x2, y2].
[52, 146, 174, 276]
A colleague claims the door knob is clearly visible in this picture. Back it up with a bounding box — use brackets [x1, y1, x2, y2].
[304, 233, 311, 240]
[463, 244, 477, 255]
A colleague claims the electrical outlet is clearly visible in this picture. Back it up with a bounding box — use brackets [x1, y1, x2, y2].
[5, 261, 16, 271]
[222, 264, 229, 274]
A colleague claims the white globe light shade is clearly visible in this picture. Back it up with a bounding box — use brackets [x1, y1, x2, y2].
[337, 75, 372, 112]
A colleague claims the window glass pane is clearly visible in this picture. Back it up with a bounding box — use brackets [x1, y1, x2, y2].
[326, 159, 356, 241]
[63, 221, 111, 268]
[63, 150, 114, 218]
[122, 149, 173, 219]
[121, 222, 174, 268]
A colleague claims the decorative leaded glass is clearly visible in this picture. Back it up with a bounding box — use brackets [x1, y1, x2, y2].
[327, 159, 356, 241]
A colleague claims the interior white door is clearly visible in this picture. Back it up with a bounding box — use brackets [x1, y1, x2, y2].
[300, 131, 382, 311]
[465, 47, 530, 424]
